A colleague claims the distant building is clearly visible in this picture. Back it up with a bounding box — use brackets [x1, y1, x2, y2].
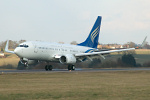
[98, 44, 124, 49]
[58, 41, 64, 44]
[97, 44, 102, 49]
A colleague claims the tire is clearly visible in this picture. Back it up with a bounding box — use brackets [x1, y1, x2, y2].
[68, 65, 72, 70]
[71, 65, 75, 70]
[45, 65, 49, 71]
[48, 65, 53, 71]
[68, 65, 75, 70]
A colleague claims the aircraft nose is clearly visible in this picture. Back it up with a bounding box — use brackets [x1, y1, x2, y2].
[14, 48, 22, 56]
[14, 48, 18, 54]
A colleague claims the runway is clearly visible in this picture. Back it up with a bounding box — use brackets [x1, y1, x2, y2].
[1, 68, 150, 74]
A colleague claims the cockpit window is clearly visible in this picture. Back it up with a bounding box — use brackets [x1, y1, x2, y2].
[18, 44, 29, 48]
[24, 45, 29, 48]
[19, 45, 24, 47]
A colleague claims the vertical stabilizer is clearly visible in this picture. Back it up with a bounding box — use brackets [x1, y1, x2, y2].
[78, 16, 102, 48]
[141, 36, 147, 48]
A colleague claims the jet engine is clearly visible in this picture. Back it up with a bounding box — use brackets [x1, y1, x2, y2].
[59, 54, 76, 64]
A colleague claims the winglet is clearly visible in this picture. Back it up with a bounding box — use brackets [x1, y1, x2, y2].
[5, 40, 15, 54]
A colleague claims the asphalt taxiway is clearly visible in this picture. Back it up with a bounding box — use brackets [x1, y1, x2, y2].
[1, 68, 150, 74]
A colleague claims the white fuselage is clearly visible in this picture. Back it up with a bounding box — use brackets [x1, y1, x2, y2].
[14, 41, 93, 62]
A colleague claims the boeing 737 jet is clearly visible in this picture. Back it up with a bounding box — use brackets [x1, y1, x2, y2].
[5, 16, 135, 71]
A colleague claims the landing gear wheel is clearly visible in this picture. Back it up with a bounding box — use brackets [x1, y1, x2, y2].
[45, 65, 49, 71]
[68, 65, 75, 70]
[68, 65, 72, 70]
[48, 65, 53, 71]
[45, 65, 53, 71]
[72, 65, 75, 70]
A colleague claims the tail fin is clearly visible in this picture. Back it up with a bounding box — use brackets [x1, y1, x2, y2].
[141, 36, 147, 48]
[78, 16, 102, 48]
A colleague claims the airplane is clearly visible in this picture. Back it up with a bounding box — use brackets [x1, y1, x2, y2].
[5, 16, 135, 71]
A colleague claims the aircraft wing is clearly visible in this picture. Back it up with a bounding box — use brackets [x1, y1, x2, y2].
[75, 48, 135, 57]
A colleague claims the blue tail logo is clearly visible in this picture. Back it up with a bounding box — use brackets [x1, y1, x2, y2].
[91, 26, 100, 43]
[78, 16, 102, 48]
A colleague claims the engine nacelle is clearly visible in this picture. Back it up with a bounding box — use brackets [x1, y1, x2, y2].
[59, 54, 76, 64]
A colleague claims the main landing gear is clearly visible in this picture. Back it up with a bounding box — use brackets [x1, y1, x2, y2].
[45, 65, 75, 71]
[68, 65, 75, 70]
[45, 65, 53, 71]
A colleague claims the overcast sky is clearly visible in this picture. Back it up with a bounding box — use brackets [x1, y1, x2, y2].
[0, 0, 150, 44]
